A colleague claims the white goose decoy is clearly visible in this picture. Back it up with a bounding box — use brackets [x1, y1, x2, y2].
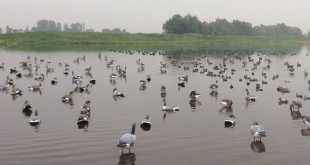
[250, 122, 266, 142]
[117, 123, 137, 153]
[140, 115, 152, 131]
[29, 110, 41, 126]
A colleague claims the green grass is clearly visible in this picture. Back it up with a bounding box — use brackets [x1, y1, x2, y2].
[0, 32, 305, 53]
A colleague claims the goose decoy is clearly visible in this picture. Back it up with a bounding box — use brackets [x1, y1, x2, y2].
[11, 86, 23, 96]
[246, 96, 256, 103]
[140, 115, 152, 131]
[250, 122, 266, 142]
[278, 98, 288, 105]
[224, 119, 236, 128]
[189, 91, 200, 99]
[146, 75, 151, 82]
[22, 100, 33, 117]
[29, 110, 41, 126]
[220, 99, 233, 108]
[89, 79, 96, 85]
[277, 86, 290, 93]
[177, 80, 185, 87]
[113, 88, 125, 97]
[62, 91, 73, 104]
[302, 116, 310, 129]
[162, 105, 180, 112]
[178, 75, 188, 82]
[16, 72, 22, 78]
[117, 123, 137, 153]
[51, 77, 58, 85]
[28, 83, 42, 92]
[77, 115, 89, 129]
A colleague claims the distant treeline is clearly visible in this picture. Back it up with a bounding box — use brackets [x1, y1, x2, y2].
[163, 14, 304, 37]
[0, 19, 128, 34]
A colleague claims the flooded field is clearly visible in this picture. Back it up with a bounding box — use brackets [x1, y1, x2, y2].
[1, 47, 310, 165]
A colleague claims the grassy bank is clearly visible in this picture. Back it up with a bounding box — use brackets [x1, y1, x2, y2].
[0, 32, 304, 52]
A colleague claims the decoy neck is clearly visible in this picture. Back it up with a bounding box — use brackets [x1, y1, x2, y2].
[131, 123, 136, 135]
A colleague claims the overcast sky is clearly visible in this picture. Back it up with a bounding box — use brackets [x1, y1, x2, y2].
[0, 0, 309, 33]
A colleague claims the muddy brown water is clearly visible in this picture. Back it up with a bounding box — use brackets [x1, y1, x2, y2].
[0, 48, 310, 165]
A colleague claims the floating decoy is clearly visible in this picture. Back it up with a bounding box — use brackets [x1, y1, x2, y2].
[117, 123, 137, 153]
[277, 86, 290, 93]
[162, 105, 180, 112]
[146, 75, 151, 82]
[77, 115, 89, 128]
[140, 115, 152, 131]
[51, 77, 58, 85]
[89, 79, 96, 85]
[246, 96, 256, 103]
[62, 91, 73, 104]
[28, 83, 42, 92]
[113, 88, 125, 97]
[11, 86, 22, 96]
[302, 116, 310, 129]
[29, 110, 41, 126]
[22, 100, 33, 116]
[250, 122, 266, 142]
[220, 99, 233, 108]
[189, 91, 200, 99]
[177, 80, 185, 87]
[278, 98, 288, 105]
[224, 119, 236, 128]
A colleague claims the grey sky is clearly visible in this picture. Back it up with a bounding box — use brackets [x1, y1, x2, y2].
[0, 0, 309, 33]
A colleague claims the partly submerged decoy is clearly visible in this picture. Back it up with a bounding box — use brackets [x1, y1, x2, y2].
[250, 122, 266, 142]
[140, 115, 152, 131]
[117, 123, 137, 153]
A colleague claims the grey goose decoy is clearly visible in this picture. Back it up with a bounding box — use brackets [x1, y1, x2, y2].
[117, 123, 137, 153]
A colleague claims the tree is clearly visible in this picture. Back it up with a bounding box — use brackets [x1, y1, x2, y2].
[6, 25, 13, 34]
[0, 28, 2, 34]
[163, 14, 203, 34]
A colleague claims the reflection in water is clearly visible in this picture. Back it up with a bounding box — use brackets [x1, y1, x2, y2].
[301, 129, 310, 136]
[290, 111, 303, 120]
[250, 141, 266, 153]
[189, 99, 201, 110]
[118, 153, 136, 165]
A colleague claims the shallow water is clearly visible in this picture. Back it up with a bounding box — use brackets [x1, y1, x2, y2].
[0, 47, 310, 165]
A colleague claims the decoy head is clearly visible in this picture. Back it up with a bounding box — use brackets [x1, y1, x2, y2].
[131, 123, 136, 135]
[145, 115, 150, 120]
